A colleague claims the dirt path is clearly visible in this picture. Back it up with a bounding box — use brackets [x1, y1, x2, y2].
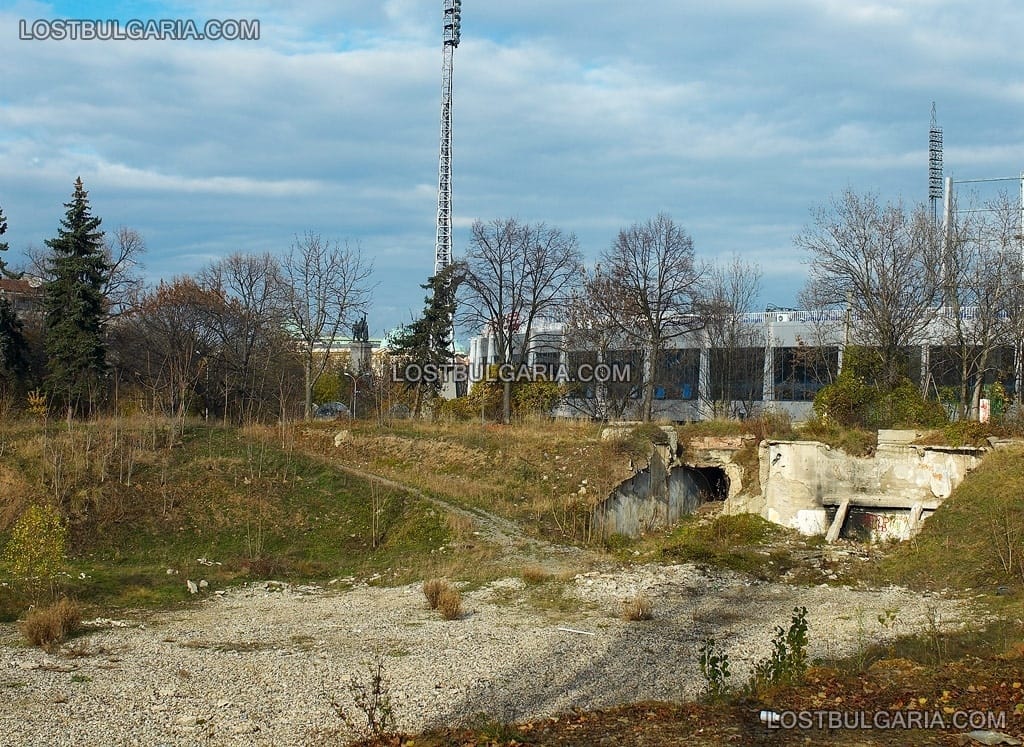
[330, 460, 598, 573]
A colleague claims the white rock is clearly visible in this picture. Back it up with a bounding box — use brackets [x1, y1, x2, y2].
[186, 580, 198, 594]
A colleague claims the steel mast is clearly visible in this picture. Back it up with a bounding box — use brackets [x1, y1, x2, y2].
[929, 102, 943, 224]
[435, 0, 461, 275]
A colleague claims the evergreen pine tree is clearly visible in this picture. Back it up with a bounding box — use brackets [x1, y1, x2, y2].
[0, 203, 29, 393]
[0, 298, 28, 391]
[391, 264, 463, 413]
[42, 178, 110, 415]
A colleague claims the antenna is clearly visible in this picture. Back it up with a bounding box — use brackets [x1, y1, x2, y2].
[435, 0, 461, 275]
[929, 102, 943, 223]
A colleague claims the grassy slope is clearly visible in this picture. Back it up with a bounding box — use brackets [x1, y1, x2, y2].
[875, 446, 1024, 591]
[292, 418, 638, 544]
[0, 420, 452, 618]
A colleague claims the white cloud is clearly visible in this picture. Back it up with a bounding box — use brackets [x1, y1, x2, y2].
[1, 1, 1022, 332]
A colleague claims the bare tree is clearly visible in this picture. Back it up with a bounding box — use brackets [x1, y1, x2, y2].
[560, 270, 636, 420]
[798, 190, 941, 388]
[593, 213, 703, 421]
[698, 253, 763, 417]
[933, 192, 1021, 418]
[280, 232, 373, 419]
[460, 218, 582, 423]
[112, 277, 219, 427]
[199, 253, 296, 423]
[103, 226, 146, 318]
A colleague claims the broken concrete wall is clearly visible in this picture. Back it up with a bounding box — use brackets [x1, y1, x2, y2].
[760, 434, 985, 536]
[592, 443, 705, 537]
[593, 430, 753, 538]
[684, 436, 750, 502]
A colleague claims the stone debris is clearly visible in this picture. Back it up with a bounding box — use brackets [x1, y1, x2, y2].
[81, 618, 134, 629]
[960, 731, 1023, 746]
[0, 571, 971, 746]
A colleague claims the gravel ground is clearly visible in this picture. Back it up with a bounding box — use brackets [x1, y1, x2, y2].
[0, 566, 972, 746]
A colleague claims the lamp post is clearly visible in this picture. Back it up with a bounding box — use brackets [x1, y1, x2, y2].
[342, 371, 358, 418]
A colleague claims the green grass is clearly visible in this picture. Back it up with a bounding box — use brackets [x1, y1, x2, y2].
[659, 514, 796, 579]
[873, 446, 1024, 592]
[822, 616, 1024, 674]
[0, 420, 456, 620]
[915, 420, 1012, 448]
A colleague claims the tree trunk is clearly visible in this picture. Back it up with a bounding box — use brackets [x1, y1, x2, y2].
[303, 357, 312, 420]
[970, 348, 992, 421]
[958, 344, 971, 421]
[641, 342, 656, 422]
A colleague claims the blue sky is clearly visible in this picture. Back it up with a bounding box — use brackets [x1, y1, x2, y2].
[1, 0, 1023, 335]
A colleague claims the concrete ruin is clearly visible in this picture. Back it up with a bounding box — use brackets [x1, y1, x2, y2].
[592, 429, 751, 538]
[593, 426, 998, 542]
[746, 430, 987, 541]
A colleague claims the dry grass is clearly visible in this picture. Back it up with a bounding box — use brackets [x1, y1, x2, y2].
[290, 418, 636, 546]
[520, 565, 553, 584]
[437, 586, 463, 621]
[445, 512, 474, 540]
[0, 465, 34, 531]
[422, 577, 448, 610]
[620, 593, 654, 621]
[21, 598, 81, 650]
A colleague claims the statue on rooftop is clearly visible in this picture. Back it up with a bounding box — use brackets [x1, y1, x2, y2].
[352, 314, 369, 343]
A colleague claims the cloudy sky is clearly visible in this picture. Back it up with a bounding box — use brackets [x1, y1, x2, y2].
[1, 1, 1023, 335]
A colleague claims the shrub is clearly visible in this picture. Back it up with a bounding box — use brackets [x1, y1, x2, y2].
[25, 389, 48, 420]
[511, 380, 561, 418]
[813, 346, 946, 430]
[4, 503, 67, 603]
[332, 651, 395, 739]
[437, 586, 462, 620]
[439, 379, 504, 422]
[21, 598, 81, 650]
[748, 606, 809, 693]
[698, 637, 731, 699]
[620, 592, 653, 621]
[436, 395, 478, 422]
[422, 577, 447, 609]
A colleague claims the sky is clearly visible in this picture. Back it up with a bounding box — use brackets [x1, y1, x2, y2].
[1, 1, 1023, 337]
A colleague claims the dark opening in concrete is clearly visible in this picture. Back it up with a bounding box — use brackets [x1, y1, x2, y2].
[686, 466, 729, 501]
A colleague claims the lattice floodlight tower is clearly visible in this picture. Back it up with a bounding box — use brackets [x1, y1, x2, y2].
[435, 0, 462, 275]
[929, 102, 943, 224]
